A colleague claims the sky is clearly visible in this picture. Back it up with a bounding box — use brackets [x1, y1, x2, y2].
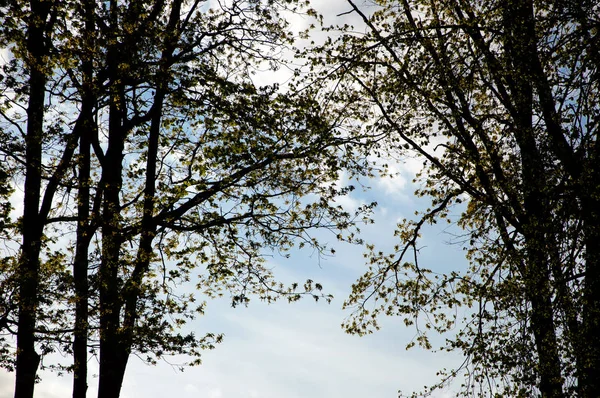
[0, 1, 470, 397]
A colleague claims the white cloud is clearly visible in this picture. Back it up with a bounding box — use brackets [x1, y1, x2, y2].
[209, 387, 223, 398]
[375, 161, 410, 197]
[184, 384, 199, 393]
[0, 371, 13, 398]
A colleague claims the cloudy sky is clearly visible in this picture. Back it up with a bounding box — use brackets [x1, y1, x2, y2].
[1, 1, 469, 397]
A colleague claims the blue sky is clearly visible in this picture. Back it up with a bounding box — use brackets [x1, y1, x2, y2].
[0, 1, 470, 397]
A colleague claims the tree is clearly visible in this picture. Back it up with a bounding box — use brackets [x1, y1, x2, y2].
[0, 1, 376, 398]
[315, 0, 600, 396]
[1, 2, 68, 397]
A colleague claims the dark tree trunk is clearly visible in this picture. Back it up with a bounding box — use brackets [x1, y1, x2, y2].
[97, 129, 127, 398]
[72, 65, 94, 398]
[580, 150, 600, 397]
[97, 81, 127, 398]
[97, 4, 128, 391]
[72, 1, 96, 397]
[97, 344, 129, 398]
[504, 1, 564, 396]
[14, 1, 52, 397]
[72, 131, 91, 398]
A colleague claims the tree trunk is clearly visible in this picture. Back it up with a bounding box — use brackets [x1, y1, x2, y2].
[580, 150, 600, 397]
[98, 13, 127, 392]
[14, 1, 51, 397]
[503, 1, 565, 395]
[97, 343, 129, 398]
[97, 119, 127, 398]
[72, 1, 96, 396]
[72, 83, 94, 398]
[72, 138, 91, 398]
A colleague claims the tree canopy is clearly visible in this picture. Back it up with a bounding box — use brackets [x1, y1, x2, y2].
[314, 0, 600, 396]
[0, 1, 377, 397]
[2, 0, 599, 397]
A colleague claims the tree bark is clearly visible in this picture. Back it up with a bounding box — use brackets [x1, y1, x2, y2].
[580, 149, 600, 397]
[72, 47, 95, 398]
[97, 49, 127, 398]
[14, 1, 52, 397]
[504, 1, 564, 396]
[72, 2, 96, 397]
[97, 2, 128, 390]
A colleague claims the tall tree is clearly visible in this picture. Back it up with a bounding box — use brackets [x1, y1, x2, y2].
[316, 0, 600, 396]
[1, 1, 82, 397]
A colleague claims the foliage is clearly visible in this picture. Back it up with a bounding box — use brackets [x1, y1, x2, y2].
[314, 0, 600, 396]
[0, 0, 377, 397]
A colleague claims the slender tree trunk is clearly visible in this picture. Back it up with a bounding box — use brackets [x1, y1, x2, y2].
[72, 2, 96, 397]
[97, 3, 132, 391]
[580, 151, 600, 397]
[14, 1, 52, 397]
[72, 129, 91, 398]
[72, 61, 94, 398]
